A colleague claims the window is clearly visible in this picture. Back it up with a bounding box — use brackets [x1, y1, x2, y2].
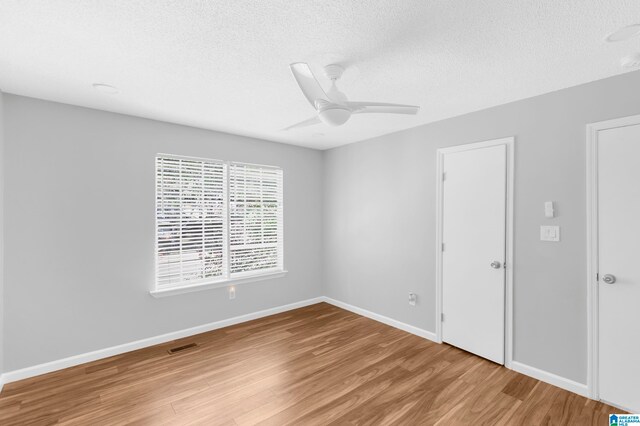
[155, 154, 283, 293]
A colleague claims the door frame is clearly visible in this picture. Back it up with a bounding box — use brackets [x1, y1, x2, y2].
[586, 113, 640, 400]
[435, 136, 515, 367]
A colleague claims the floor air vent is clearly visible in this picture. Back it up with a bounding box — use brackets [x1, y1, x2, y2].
[167, 342, 198, 354]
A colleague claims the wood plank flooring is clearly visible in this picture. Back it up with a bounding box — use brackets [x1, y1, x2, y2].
[0, 302, 622, 425]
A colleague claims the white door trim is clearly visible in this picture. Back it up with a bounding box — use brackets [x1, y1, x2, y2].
[435, 136, 515, 367]
[586, 113, 640, 400]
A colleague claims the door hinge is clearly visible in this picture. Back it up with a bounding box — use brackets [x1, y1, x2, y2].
[441, 313, 445, 322]
[441, 243, 445, 252]
[596, 272, 599, 281]
[442, 172, 447, 181]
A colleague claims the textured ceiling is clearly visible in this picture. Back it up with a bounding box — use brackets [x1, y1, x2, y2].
[1, 1, 640, 149]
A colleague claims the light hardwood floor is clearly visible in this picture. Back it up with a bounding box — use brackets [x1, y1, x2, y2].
[0, 302, 621, 425]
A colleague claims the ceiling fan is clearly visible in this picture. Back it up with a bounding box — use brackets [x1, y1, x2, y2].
[285, 62, 420, 130]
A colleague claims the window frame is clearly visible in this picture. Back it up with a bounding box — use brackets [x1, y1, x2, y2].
[152, 154, 286, 297]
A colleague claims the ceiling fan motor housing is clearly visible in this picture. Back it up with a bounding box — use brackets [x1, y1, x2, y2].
[318, 104, 351, 126]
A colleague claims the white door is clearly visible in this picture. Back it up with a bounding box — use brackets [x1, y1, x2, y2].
[442, 144, 506, 364]
[598, 123, 640, 412]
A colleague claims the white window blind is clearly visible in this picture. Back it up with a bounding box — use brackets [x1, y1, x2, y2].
[229, 163, 284, 276]
[155, 155, 283, 291]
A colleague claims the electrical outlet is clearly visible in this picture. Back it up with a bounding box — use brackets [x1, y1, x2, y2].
[408, 292, 417, 306]
[228, 286, 236, 300]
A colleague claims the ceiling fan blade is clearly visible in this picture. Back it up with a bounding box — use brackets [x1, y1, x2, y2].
[347, 101, 420, 115]
[282, 115, 322, 131]
[290, 63, 330, 109]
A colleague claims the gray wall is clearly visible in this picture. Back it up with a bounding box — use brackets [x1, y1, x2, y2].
[323, 70, 640, 384]
[4, 70, 640, 382]
[3, 95, 323, 371]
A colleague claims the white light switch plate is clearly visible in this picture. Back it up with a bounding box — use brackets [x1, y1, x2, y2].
[540, 225, 560, 242]
[544, 201, 555, 218]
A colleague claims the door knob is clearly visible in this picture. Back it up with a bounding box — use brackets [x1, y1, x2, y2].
[602, 274, 616, 284]
[490, 261, 502, 269]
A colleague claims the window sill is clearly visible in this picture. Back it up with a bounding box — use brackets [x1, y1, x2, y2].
[149, 270, 288, 298]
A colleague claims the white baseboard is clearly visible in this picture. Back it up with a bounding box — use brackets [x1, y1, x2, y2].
[600, 398, 639, 414]
[323, 297, 590, 399]
[510, 361, 588, 397]
[1, 295, 590, 405]
[322, 297, 438, 342]
[2, 297, 324, 385]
